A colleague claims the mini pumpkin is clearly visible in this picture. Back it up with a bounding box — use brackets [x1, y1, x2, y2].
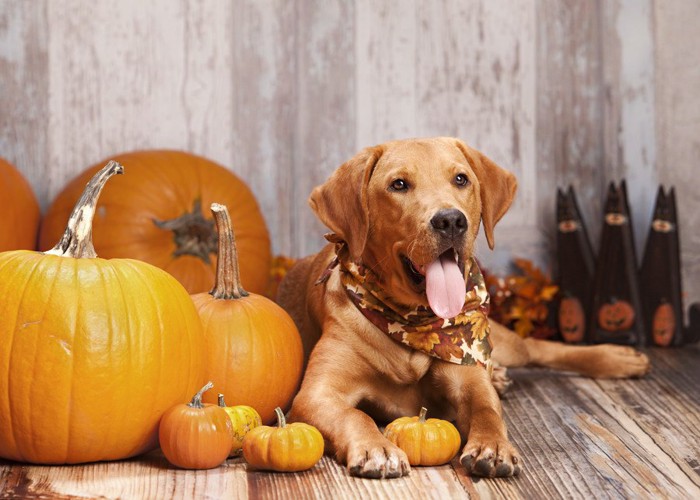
[598, 298, 635, 332]
[159, 382, 233, 470]
[218, 393, 262, 456]
[0, 157, 40, 252]
[191, 204, 303, 424]
[0, 162, 204, 464]
[242, 407, 324, 472]
[383, 407, 461, 466]
[558, 296, 586, 343]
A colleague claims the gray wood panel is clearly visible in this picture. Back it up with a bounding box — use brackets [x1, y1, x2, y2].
[654, 1, 700, 314]
[0, 1, 50, 205]
[0, 0, 698, 308]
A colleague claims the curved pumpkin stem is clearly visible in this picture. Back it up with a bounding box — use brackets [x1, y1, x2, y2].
[210, 203, 249, 300]
[418, 407, 428, 423]
[45, 161, 123, 259]
[188, 381, 214, 409]
[274, 407, 286, 428]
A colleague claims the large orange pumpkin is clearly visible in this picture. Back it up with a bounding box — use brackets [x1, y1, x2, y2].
[39, 150, 271, 295]
[0, 162, 204, 464]
[191, 203, 303, 424]
[0, 157, 40, 251]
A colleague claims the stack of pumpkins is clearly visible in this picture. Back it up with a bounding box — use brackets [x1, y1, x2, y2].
[0, 152, 320, 471]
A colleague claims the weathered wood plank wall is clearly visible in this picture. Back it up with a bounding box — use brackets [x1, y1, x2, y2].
[1, 1, 698, 308]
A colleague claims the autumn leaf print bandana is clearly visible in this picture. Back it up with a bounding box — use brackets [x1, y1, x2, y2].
[317, 234, 492, 370]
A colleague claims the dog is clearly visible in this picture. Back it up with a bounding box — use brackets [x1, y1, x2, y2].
[277, 137, 650, 479]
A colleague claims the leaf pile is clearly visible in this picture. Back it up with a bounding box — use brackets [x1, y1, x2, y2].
[484, 259, 559, 339]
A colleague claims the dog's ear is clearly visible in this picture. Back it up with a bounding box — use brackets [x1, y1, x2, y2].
[455, 140, 517, 249]
[309, 146, 383, 261]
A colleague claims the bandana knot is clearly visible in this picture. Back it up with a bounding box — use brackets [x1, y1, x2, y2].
[318, 234, 492, 371]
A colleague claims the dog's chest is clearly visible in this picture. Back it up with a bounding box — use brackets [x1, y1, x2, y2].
[358, 322, 434, 385]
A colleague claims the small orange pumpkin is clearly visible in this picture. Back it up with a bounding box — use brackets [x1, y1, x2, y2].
[652, 302, 676, 347]
[383, 407, 461, 466]
[0, 157, 40, 251]
[598, 298, 635, 332]
[558, 296, 586, 343]
[242, 407, 324, 472]
[159, 382, 233, 469]
[191, 203, 303, 424]
[39, 150, 271, 295]
[218, 393, 262, 456]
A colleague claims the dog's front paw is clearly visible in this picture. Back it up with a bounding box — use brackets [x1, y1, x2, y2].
[346, 440, 410, 479]
[460, 438, 521, 477]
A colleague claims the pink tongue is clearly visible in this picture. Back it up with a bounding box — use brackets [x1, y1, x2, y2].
[425, 253, 466, 319]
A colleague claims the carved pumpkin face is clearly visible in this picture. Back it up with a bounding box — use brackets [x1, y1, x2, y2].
[598, 299, 635, 332]
[652, 303, 675, 347]
[558, 297, 585, 343]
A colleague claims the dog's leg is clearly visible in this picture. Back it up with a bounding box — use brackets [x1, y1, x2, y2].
[430, 363, 521, 477]
[490, 321, 651, 378]
[288, 343, 411, 479]
[289, 389, 410, 478]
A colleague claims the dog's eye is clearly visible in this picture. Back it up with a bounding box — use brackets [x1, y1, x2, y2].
[455, 174, 469, 187]
[390, 179, 409, 191]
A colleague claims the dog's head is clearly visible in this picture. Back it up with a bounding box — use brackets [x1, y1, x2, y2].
[310, 137, 516, 318]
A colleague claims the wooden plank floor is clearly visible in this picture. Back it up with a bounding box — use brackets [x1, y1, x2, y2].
[1, 347, 698, 499]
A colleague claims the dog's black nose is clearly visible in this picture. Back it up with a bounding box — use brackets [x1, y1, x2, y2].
[431, 209, 467, 238]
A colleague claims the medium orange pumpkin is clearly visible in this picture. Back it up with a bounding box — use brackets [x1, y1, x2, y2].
[159, 382, 233, 469]
[0, 157, 40, 251]
[191, 203, 303, 424]
[39, 150, 271, 295]
[0, 162, 204, 464]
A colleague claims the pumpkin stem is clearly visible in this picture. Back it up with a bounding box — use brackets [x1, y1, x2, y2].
[274, 407, 286, 428]
[209, 203, 249, 300]
[153, 199, 218, 264]
[418, 407, 428, 423]
[45, 161, 124, 259]
[188, 381, 214, 409]
[218, 393, 227, 408]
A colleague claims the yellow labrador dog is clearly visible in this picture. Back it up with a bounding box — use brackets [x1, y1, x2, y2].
[278, 137, 650, 479]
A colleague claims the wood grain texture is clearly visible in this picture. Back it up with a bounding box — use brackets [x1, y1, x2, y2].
[0, 0, 698, 304]
[294, 0, 357, 258]
[535, 0, 604, 255]
[1, 347, 698, 499]
[230, 0, 296, 256]
[600, 0, 658, 259]
[0, 1, 49, 205]
[653, 0, 700, 312]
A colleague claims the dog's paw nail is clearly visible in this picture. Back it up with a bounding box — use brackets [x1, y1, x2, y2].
[495, 462, 512, 476]
[474, 458, 495, 477]
[460, 452, 476, 469]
